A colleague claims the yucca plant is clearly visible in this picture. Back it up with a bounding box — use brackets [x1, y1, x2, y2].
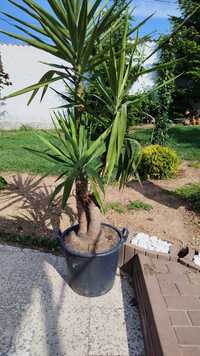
[1, 0, 194, 252]
[0, 0, 146, 248]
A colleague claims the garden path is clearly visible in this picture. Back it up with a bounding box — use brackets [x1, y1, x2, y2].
[0, 244, 144, 356]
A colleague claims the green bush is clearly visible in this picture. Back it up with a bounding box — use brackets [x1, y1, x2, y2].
[175, 183, 200, 213]
[138, 144, 180, 179]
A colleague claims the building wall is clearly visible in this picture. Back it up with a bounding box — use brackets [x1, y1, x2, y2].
[0, 43, 158, 129]
[0, 44, 65, 129]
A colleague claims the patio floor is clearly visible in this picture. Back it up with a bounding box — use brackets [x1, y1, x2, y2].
[125, 248, 200, 356]
[0, 245, 144, 356]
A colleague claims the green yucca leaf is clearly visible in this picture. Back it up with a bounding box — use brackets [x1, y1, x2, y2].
[61, 176, 75, 209]
[49, 181, 66, 207]
[51, 117, 78, 162]
[74, 0, 82, 19]
[108, 45, 118, 99]
[7, 0, 39, 22]
[47, 0, 68, 27]
[0, 29, 59, 56]
[128, 12, 155, 37]
[27, 70, 55, 105]
[89, 170, 105, 195]
[23, 0, 63, 30]
[77, 0, 88, 57]
[40, 23, 74, 62]
[95, 78, 114, 107]
[68, 114, 78, 146]
[24, 147, 66, 164]
[39, 61, 70, 71]
[1, 11, 46, 36]
[91, 183, 104, 212]
[63, 0, 78, 52]
[117, 104, 127, 159]
[86, 128, 109, 157]
[36, 133, 72, 162]
[117, 15, 128, 92]
[88, 0, 109, 23]
[2, 74, 62, 101]
[50, 87, 75, 104]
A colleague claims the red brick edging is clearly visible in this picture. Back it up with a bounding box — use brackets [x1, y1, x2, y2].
[120, 242, 200, 273]
[121, 243, 200, 356]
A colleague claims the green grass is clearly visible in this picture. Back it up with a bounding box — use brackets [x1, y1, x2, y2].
[0, 125, 199, 175]
[106, 202, 126, 214]
[188, 161, 200, 169]
[0, 230, 60, 254]
[127, 200, 153, 211]
[106, 200, 153, 213]
[175, 183, 200, 213]
[0, 176, 8, 190]
[134, 125, 200, 162]
[0, 130, 60, 175]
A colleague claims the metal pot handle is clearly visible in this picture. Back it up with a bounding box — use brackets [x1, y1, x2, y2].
[121, 228, 129, 243]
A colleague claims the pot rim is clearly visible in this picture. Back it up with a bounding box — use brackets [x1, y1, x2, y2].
[58, 223, 128, 258]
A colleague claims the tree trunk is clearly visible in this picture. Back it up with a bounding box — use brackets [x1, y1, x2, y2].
[76, 177, 89, 236]
[65, 178, 117, 253]
[75, 177, 102, 240]
[73, 79, 103, 243]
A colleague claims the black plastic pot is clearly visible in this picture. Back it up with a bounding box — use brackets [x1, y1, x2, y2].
[58, 223, 128, 297]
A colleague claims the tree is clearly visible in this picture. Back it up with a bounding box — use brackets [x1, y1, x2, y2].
[170, 0, 200, 115]
[0, 57, 12, 90]
[0, 0, 170, 252]
[151, 36, 176, 145]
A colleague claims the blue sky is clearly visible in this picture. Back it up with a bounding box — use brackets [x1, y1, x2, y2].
[0, 0, 180, 44]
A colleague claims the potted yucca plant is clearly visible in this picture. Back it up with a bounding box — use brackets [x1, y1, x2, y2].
[1, 0, 188, 296]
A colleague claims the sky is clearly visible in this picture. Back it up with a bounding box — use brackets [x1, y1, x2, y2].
[0, 0, 181, 44]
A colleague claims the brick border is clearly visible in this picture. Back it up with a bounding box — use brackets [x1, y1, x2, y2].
[120, 242, 200, 273]
[120, 243, 200, 356]
[130, 254, 164, 356]
[130, 254, 181, 356]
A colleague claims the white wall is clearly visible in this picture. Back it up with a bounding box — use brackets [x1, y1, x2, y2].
[130, 42, 159, 94]
[0, 44, 65, 129]
[0, 42, 158, 129]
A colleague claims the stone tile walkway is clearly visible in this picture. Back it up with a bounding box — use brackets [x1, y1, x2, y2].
[0, 245, 144, 356]
[131, 253, 200, 356]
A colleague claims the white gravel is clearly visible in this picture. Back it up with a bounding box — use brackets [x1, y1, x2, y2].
[193, 252, 200, 267]
[131, 232, 172, 254]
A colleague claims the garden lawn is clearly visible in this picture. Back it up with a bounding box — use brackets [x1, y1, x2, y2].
[0, 130, 61, 175]
[0, 125, 199, 175]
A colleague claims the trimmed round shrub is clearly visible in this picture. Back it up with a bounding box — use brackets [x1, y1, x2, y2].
[138, 145, 180, 179]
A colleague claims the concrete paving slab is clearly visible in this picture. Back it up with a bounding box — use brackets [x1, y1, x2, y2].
[0, 245, 144, 356]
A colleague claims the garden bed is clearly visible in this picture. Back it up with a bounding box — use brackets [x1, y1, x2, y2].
[0, 160, 199, 251]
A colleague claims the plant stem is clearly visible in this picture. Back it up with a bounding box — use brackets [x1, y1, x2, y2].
[74, 74, 102, 239]
[76, 177, 90, 235]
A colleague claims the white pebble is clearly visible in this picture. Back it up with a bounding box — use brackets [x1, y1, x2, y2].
[131, 232, 172, 254]
[193, 252, 200, 267]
